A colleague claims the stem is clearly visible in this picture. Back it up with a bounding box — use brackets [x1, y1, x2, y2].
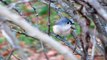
[40, 41, 49, 60]
[48, 0, 51, 35]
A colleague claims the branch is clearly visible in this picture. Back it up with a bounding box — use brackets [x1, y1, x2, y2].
[0, 17, 27, 60]
[85, 0, 107, 22]
[90, 30, 96, 60]
[48, 0, 51, 35]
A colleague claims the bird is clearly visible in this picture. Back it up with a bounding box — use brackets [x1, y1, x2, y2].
[52, 17, 78, 51]
[53, 17, 82, 53]
[53, 17, 75, 36]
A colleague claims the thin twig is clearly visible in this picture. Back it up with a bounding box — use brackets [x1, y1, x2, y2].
[13, 54, 21, 60]
[28, 2, 37, 17]
[85, 0, 107, 22]
[40, 41, 49, 60]
[48, 0, 51, 35]
[6, 49, 16, 60]
[0, 0, 29, 21]
[51, 33, 82, 56]
[91, 35, 96, 60]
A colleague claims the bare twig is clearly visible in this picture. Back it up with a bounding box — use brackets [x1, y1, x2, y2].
[13, 55, 21, 60]
[6, 49, 16, 60]
[84, 0, 107, 22]
[90, 29, 96, 60]
[40, 40, 49, 60]
[0, 17, 26, 60]
[48, 0, 51, 35]
[51, 33, 82, 55]
[98, 34, 107, 60]
[0, 0, 30, 21]
[0, 18, 19, 49]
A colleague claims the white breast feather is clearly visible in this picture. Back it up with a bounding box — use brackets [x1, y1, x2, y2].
[53, 24, 71, 35]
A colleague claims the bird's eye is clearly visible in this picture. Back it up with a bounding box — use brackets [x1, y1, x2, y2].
[67, 22, 70, 24]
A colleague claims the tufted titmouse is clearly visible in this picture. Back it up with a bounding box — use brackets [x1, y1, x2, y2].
[53, 17, 75, 36]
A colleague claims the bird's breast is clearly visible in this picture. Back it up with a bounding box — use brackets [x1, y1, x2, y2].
[53, 25, 72, 36]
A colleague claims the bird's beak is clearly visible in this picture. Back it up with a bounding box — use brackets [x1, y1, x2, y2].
[70, 25, 75, 30]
